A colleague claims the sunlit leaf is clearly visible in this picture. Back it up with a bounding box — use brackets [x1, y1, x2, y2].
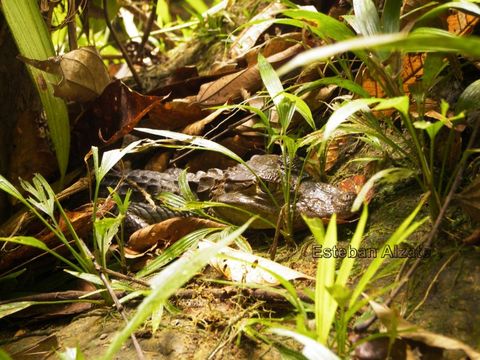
[269, 328, 339, 360]
[103, 218, 255, 359]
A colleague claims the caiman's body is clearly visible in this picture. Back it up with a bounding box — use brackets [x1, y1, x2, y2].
[104, 155, 356, 231]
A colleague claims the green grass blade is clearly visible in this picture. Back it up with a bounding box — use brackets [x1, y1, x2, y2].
[336, 205, 368, 287]
[353, 0, 382, 36]
[282, 9, 355, 41]
[382, 0, 402, 33]
[258, 53, 284, 106]
[414, 1, 480, 26]
[278, 31, 480, 76]
[304, 215, 338, 344]
[2, 0, 70, 178]
[269, 328, 339, 360]
[296, 76, 372, 98]
[325, 98, 380, 140]
[349, 197, 428, 307]
[102, 218, 255, 360]
[0, 236, 81, 272]
[352, 168, 414, 211]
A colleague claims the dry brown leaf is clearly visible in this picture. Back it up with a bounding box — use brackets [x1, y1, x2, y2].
[147, 96, 207, 130]
[371, 301, 480, 360]
[360, 53, 425, 98]
[447, 11, 479, 35]
[197, 44, 303, 106]
[182, 107, 226, 135]
[19, 46, 110, 102]
[244, 32, 304, 66]
[126, 217, 226, 254]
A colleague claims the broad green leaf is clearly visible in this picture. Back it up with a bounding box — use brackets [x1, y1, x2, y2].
[457, 79, 480, 113]
[278, 30, 480, 76]
[324, 98, 380, 140]
[284, 93, 316, 130]
[303, 215, 341, 344]
[94, 217, 122, 264]
[373, 96, 409, 118]
[414, 120, 444, 140]
[94, 139, 144, 183]
[282, 9, 355, 41]
[353, 0, 382, 36]
[0, 348, 12, 360]
[422, 53, 446, 89]
[278, 33, 406, 76]
[2, 0, 70, 178]
[136, 228, 219, 278]
[64, 270, 103, 286]
[0, 236, 80, 271]
[0, 175, 24, 201]
[151, 305, 164, 334]
[258, 53, 284, 106]
[382, 0, 402, 33]
[134, 128, 244, 164]
[21, 174, 56, 218]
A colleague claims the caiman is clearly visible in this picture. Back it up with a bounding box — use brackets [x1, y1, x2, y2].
[104, 154, 356, 232]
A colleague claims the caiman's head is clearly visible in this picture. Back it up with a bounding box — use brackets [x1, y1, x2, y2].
[209, 155, 356, 229]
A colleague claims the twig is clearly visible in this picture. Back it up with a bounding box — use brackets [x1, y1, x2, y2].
[95, 262, 146, 360]
[355, 117, 480, 333]
[67, 0, 78, 50]
[102, 0, 143, 90]
[139, 0, 157, 59]
[101, 266, 149, 287]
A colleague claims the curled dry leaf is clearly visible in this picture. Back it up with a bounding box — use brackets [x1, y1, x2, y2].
[19, 46, 110, 102]
[148, 96, 208, 130]
[198, 240, 313, 285]
[126, 217, 226, 255]
[71, 80, 165, 157]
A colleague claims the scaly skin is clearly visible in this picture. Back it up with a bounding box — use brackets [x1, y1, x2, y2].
[104, 154, 356, 230]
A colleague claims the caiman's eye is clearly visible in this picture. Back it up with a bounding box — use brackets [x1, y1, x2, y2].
[223, 181, 256, 194]
[257, 181, 281, 195]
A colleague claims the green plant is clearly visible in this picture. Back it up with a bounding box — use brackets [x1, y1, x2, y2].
[241, 198, 427, 358]
[0, 140, 145, 310]
[2, 0, 70, 179]
[271, 0, 480, 219]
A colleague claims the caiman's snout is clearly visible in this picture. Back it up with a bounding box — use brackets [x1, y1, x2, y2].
[295, 181, 356, 221]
